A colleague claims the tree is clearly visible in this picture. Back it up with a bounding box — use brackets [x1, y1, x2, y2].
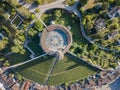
[33, 20, 44, 32]
[36, 0, 43, 5]
[16, 73, 23, 83]
[0, 38, 9, 50]
[110, 23, 119, 29]
[28, 28, 37, 37]
[24, 0, 33, 4]
[11, 45, 25, 54]
[6, 0, 19, 7]
[3, 60, 10, 67]
[91, 44, 98, 52]
[101, 2, 110, 11]
[114, 0, 120, 5]
[11, 37, 25, 54]
[18, 6, 31, 19]
[108, 0, 114, 3]
[54, 10, 62, 20]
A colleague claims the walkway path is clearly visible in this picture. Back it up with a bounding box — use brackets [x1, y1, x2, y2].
[24, 40, 35, 56]
[5, 53, 47, 70]
[44, 57, 58, 84]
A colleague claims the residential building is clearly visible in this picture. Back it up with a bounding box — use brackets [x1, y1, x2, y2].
[95, 18, 106, 31]
[21, 80, 32, 90]
[107, 30, 118, 39]
[108, 6, 120, 18]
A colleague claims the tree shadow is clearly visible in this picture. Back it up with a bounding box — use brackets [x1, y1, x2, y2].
[66, 63, 80, 70]
[14, 55, 53, 72]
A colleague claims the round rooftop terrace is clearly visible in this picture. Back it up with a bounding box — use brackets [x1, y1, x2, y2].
[40, 24, 72, 56]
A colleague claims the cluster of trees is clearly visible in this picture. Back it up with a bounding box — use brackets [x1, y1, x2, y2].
[77, 0, 120, 68]
[0, 1, 34, 54]
[28, 20, 44, 37]
[54, 10, 62, 21]
[65, 0, 76, 6]
[70, 42, 118, 68]
[0, 26, 9, 50]
[17, 6, 32, 19]
[6, 0, 19, 7]
[23, 0, 55, 5]
[81, 0, 120, 47]
[11, 31, 26, 54]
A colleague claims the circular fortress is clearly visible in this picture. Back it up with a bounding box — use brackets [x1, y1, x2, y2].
[40, 24, 72, 60]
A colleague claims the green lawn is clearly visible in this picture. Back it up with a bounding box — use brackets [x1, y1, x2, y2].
[7, 49, 31, 65]
[28, 35, 43, 56]
[41, 9, 88, 44]
[11, 9, 98, 85]
[48, 56, 97, 85]
[15, 55, 54, 84]
[8, 35, 44, 65]
[15, 55, 97, 85]
[49, 65, 96, 85]
[52, 56, 81, 74]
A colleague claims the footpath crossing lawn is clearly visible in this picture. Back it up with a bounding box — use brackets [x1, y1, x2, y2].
[52, 56, 81, 74]
[16, 56, 54, 84]
[48, 56, 97, 85]
[15, 55, 97, 85]
[7, 49, 31, 65]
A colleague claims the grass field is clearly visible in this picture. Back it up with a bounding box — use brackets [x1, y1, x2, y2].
[28, 35, 43, 56]
[41, 9, 88, 44]
[14, 55, 97, 85]
[9, 9, 98, 85]
[7, 49, 31, 65]
[15, 55, 54, 84]
[48, 56, 97, 85]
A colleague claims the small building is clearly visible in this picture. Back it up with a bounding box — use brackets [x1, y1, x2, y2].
[107, 30, 118, 39]
[21, 80, 32, 90]
[108, 6, 120, 19]
[33, 84, 49, 90]
[95, 18, 106, 31]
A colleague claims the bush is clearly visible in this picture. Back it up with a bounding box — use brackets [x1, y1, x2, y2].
[18, 6, 31, 19]
[36, 0, 43, 5]
[35, 8, 41, 13]
[33, 20, 44, 32]
[6, 0, 19, 7]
